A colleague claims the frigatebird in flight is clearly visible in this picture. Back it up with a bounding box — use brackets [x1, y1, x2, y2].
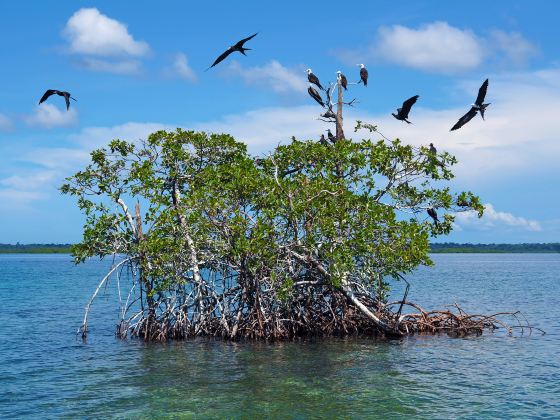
[450, 79, 490, 131]
[358, 64, 368, 86]
[308, 85, 325, 107]
[306, 69, 324, 91]
[38, 90, 77, 111]
[207, 33, 258, 70]
[427, 207, 439, 226]
[337, 71, 348, 90]
[392, 95, 419, 124]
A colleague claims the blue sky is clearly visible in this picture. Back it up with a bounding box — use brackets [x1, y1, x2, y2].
[0, 0, 559, 243]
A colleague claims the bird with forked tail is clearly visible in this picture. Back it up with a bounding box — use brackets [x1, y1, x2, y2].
[206, 33, 258, 70]
[38, 89, 77, 111]
[392, 95, 419, 124]
[450, 79, 490, 131]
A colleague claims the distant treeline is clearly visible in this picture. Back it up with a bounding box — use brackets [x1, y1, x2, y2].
[0, 243, 73, 254]
[430, 242, 560, 253]
[1, 242, 559, 254]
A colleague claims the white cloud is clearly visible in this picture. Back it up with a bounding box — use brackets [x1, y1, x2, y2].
[25, 104, 78, 129]
[0, 189, 46, 209]
[226, 60, 307, 93]
[489, 30, 538, 65]
[63, 8, 149, 57]
[69, 122, 170, 149]
[79, 57, 142, 74]
[0, 171, 57, 190]
[165, 53, 197, 82]
[455, 203, 541, 232]
[374, 22, 484, 73]
[342, 21, 538, 74]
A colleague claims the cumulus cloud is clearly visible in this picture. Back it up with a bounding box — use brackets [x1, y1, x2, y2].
[375, 22, 484, 73]
[165, 53, 197, 82]
[226, 60, 307, 94]
[25, 104, 78, 129]
[341, 21, 538, 74]
[455, 203, 541, 232]
[63, 8, 149, 57]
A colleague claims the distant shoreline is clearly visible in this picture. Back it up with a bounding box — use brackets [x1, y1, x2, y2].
[1, 243, 559, 254]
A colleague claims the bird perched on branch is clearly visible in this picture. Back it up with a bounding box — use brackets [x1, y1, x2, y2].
[450, 79, 490, 131]
[306, 69, 324, 91]
[427, 207, 439, 226]
[308, 85, 325, 107]
[429, 143, 437, 154]
[319, 134, 328, 145]
[336, 71, 348, 90]
[327, 129, 336, 143]
[38, 89, 77, 110]
[206, 33, 258, 70]
[392, 95, 419, 124]
[358, 64, 368, 86]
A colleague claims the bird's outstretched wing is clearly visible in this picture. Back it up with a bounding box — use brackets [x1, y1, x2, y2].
[234, 32, 258, 48]
[360, 68, 368, 86]
[475, 79, 489, 105]
[450, 107, 477, 131]
[63, 92, 71, 110]
[207, 48, 233, 70]
[39, 89, 57, 104]
[401, 95, 419, 117]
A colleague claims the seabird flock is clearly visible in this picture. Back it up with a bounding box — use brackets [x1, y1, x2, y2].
[35, 31, 490, 226]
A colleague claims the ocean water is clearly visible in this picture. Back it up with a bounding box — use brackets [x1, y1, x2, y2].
[0, 253, 558, 419]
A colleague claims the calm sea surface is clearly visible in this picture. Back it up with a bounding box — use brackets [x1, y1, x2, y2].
[0, 254, 559, 419]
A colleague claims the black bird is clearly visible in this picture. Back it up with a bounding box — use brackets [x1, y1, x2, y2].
[306, 69, 324, 91]
[308, 85, 325, 107]
[337, 71, 348, 90]
[450, 79, 490, 131]
[38, 89, 77, 111]
[429, 143, 437, 154]
[358, 64, 368, 86]
[427, 207, 439, 226]
[321, 109, 336, 119]
[327, 129, 336, 143]
[207, 32, 258, 70]
[392, 95, 419, 124]
[319, 134, 328, 145]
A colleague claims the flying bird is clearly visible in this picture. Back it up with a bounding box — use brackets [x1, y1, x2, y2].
[337, 71, 348, 90]
[392, 95, 419, 124]
[38, 89, 77, 111]
[427, 207, 439, 226]
[450, 79, 490, 131]
[358, 64, 368, 86]
[206, 32, 258, 70]
[307, 69, 324, 91]
[308, 85, 325, 107]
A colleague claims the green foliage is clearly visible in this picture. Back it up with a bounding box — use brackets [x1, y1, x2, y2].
[62, 127, 483, 301]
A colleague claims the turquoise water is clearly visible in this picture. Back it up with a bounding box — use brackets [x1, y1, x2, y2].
[0, 254, 559, 418]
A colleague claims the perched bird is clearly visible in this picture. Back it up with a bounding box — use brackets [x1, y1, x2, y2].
[319, 134, 328, 145]
[38, 89, 77, 111]
[392, 95, 419, 124]
[207, 33, 258, 70]
[427, 207, 439, 226]
[336, 71, 348, 90]
[308, 85, 325, 107]
[321, 109, 336, 119]
[307, 69, 324, 91]
[450, 79, 490, 131]
[327, 129, 336, 143]
[429, 143, 437, 154]
[358, 64, 368, 86]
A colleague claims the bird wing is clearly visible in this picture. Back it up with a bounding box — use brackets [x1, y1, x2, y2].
[360, 68, 368, 84]
[235, 32, 258, 48]
[475, 79, 489, 105]
[450, 107, 478, 131]
[308, 87, 324, 106]
[341, 74, 347, 88]
[401, 95, 419, 117]
[63, 92, 70, 110]
[207, 48, 234, 70]
[39, 89, 57, 104]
